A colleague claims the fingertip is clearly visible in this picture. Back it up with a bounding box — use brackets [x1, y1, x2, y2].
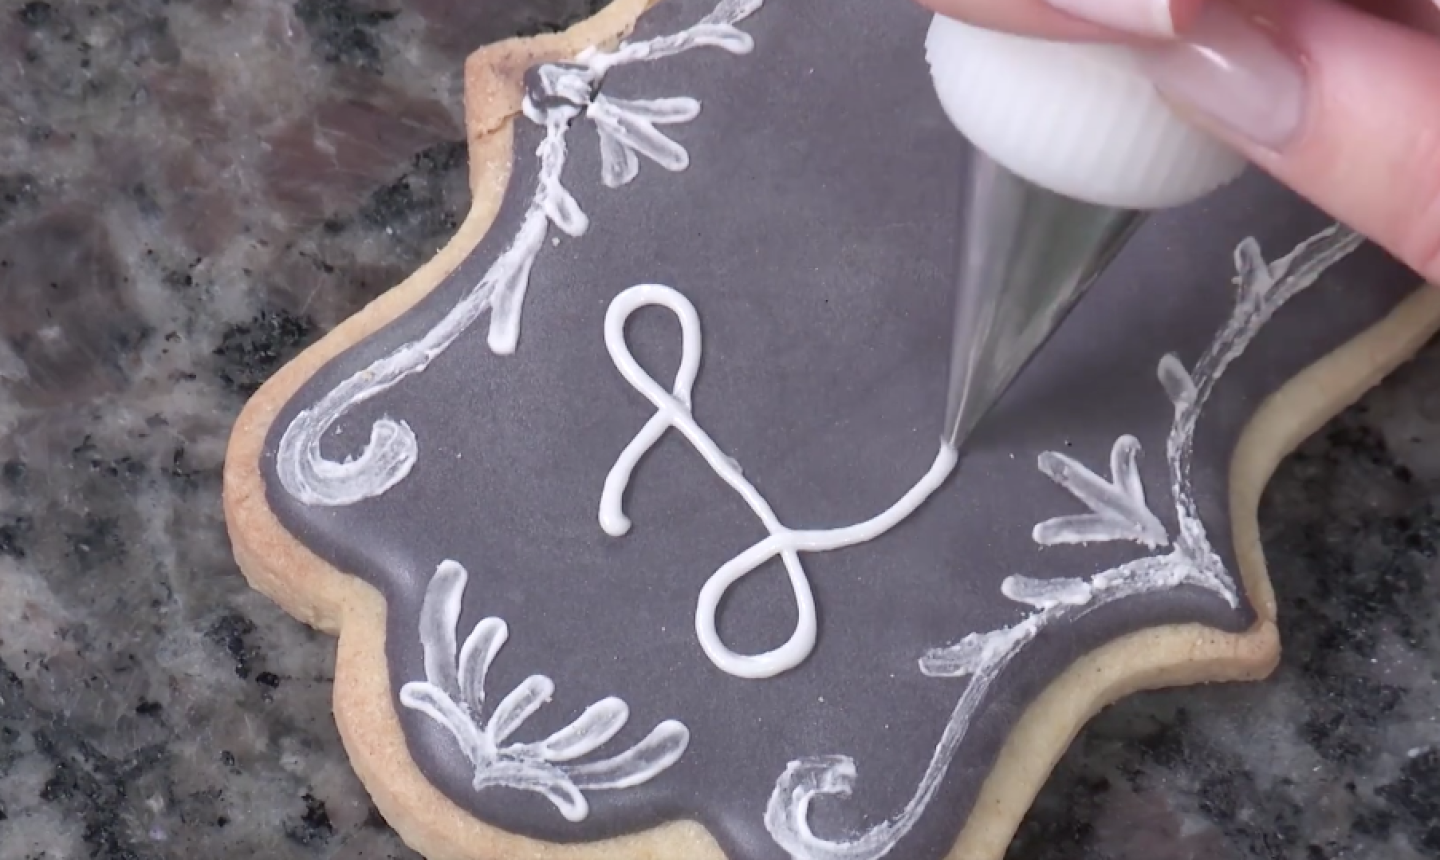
[1168, 0, 1210, 32]
[1144, 0, 1440, 283]
[908, 0, 1138, 41]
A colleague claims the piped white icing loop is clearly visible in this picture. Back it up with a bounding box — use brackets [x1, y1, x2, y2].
[925, 15, 1245, 209]
[765, 225, 1366, 860]
[274, 0, 764, 508]
[601, 284, 958, 680]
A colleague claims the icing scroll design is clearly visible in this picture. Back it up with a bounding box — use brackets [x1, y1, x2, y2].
[399, 560, 689, 822]
[601, 284, 958, 680]
[274, 0, 765, 508]
[765, 225, 1366, 860]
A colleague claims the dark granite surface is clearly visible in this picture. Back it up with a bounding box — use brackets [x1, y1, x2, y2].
[0, 0, 1437, 859]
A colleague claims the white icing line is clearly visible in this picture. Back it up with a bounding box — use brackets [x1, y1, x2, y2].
[601, 284, 959, 680]
[276, 114, 576, 507]
[694, 448, 955, 680]
[275, 0, 764, 508]
[765, 225, 1366, 860]
[400, 560, 690, 822]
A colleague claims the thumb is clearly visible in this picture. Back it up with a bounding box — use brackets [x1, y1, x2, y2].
[1137, 0, 1440, 284]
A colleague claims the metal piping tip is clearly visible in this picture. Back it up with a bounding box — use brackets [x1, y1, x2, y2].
[943, 148, 1146, 450]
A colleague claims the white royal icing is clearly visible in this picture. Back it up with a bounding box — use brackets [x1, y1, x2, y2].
[1032, 434, 1168, 549]
[600, 284, 959, 680]
[764, 225, 1367, 860]
[400, 559, 690, 822]
[275, 0, 765, 508]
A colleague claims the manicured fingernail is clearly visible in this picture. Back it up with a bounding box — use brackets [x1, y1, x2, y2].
[1043, 0, 1179, 37]
[1137, 3, 1307, 150]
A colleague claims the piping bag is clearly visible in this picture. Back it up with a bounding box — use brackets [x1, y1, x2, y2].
[926, 16, 1249, 450]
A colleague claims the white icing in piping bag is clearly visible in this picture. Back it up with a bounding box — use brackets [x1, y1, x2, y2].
[927, 14, 1251, 453]
[925, 15, 1246, 210]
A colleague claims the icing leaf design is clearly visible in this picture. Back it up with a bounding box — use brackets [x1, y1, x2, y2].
[1032, 434, 1168, 549]
[486, 117, 576, 356]
[540, 174, 590, 237]
[579, 0, 761, 75]
[687, 21, 758, 52]
[399, 561, 690, 822]
[567, 722, 691, 789]
[1234, 235, 1275, 300]
[1001, 574, 1093, 610]
[537, 699, 630, 761]
[1157, 353, 1199, 411]
[589, 95, 703, 188]
[274, 0, 765, 509]
[913, 620, 1038, 680]
[766, 224, 1368, 860]
[418, 559, 466, 695]
[458, 616, 507, 709]
[400, 682, 491, 766]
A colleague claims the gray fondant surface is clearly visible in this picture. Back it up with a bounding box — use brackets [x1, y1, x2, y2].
[257, 1, 1420, 859]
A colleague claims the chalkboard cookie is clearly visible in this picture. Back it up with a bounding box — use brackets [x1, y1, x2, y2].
[221, 1, 1440, 859]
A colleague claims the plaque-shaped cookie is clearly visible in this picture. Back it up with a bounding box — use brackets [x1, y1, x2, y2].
[221, 1, 1440, 858]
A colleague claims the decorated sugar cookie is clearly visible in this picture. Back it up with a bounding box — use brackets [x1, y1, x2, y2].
[221, 1, 1440, 858]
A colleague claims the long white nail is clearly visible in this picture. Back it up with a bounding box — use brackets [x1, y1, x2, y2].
[1043, 0, 1177, 37]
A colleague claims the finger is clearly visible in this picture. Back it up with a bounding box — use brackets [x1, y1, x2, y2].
[1138, 0, 1440, 283]
[1349, 0, 1440, 33]
[912, 0, 1208, 40]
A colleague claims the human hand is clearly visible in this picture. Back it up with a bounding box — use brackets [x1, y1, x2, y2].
[916, 0, 1440, 285]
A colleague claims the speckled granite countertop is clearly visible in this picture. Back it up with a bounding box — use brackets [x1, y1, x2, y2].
[0, 1, 1436, 858]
